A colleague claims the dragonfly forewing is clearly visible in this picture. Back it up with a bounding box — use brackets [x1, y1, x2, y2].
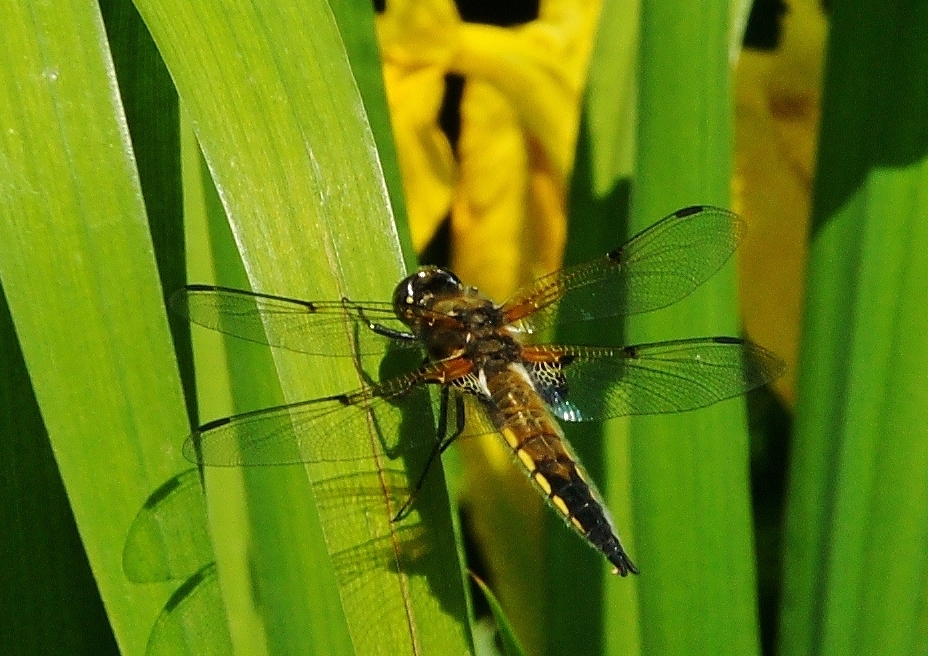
[172, 285, 418, 357]
[504, 206, 744, 334]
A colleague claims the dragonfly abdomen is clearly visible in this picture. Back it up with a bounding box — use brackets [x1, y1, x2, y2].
[484, 364, 639, 576]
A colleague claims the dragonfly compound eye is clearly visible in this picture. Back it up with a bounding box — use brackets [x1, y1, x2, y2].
[393, 267, 463, 317]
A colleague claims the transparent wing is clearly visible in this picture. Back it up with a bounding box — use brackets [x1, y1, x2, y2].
[139, 473, 433, 656]
[502, 206, 744, 334]
[183, 360, 499, 467]
[123, 469, 212, 584]
[524, 337, 785, 422]
[171, 285, 421, 357]
[143, 563, 234, 656]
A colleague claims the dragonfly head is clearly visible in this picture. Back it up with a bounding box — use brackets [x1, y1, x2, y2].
[393, 266, 464, 326]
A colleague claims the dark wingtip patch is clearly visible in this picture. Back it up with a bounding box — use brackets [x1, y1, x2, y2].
[198, 416, 232, 432]
[673, 205, 707, 218]
[163, 564, 214, 612]
[143, 474, 184, 509]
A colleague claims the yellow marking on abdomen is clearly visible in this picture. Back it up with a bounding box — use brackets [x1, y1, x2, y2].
[551, 494, 570, 517]
[515, 447, 537, 473]
[500, 426, 521, 450]
[533, 471, 552, 495]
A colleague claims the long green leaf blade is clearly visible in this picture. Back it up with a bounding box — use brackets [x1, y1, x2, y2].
[546, 1, 641, 655]
[0, 2, 194, 654]
[0, 282, 120, 654]
[627, 2, 761, 654]
[780, 3, 928, 655]
[131, 1, 473, 654]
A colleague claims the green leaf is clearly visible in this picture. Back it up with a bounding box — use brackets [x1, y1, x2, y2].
[547, 2, 641, 656]
[625, 1, 761, 654]
[0, 282, 119, 655]
[780, 3, 928, 655]
[0, 3, 193, 655]
[130, 0, 473, 654]
[473, 575, 526, 656]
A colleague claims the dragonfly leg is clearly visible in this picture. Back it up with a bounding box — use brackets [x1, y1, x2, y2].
[439, 392, 467, 454]
[370, 324, 417, 342]
[392, 387, 464, 522]
[345, 298, 417, 342]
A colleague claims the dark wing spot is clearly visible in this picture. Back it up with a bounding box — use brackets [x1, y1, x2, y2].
[673, 205, 707, 218]
[143, 475, 184, 509]
[198, 416, 233, 432]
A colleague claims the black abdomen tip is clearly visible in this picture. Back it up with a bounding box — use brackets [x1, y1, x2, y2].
[610, 549, 640, 576]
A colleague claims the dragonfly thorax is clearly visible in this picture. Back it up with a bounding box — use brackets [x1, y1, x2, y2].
[392, 266, 518, 363]
[467, 334, 522, 375]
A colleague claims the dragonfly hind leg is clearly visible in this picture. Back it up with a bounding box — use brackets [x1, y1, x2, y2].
[392, 387, 464, 522]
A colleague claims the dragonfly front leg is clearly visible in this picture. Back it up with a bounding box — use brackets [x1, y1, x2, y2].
[345, 298, 417, 342]
[392, 386, 464, 522]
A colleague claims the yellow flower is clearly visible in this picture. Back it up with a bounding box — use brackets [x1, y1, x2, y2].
[377, 1, 459, 254]
[377, 0, 601, 300]
[376, 5, 602, 649]
[734, 0, 826, 405]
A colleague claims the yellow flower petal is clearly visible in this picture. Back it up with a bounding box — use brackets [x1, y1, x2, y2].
[378, 0, 598, 268]
[450, 80, 529, 300]
[451, 15, 592, 179]
[376, 1, 463, 250]
[524, 136, 567, 279]
[376, 0, 460, 68]
[446, 2, 599, 296]
[734, 0, 827, 406]
[381, 61, 456, 251]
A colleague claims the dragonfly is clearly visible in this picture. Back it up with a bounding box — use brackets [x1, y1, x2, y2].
[173, 205, 785, 576]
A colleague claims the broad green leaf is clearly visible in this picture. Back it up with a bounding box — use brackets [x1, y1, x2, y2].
[130, 0, 473, 654]
[0, 283, 119, 655]
[780, 3, 928, 655]
[0, 2, 192, 655]
[626, 1, 761, 654]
